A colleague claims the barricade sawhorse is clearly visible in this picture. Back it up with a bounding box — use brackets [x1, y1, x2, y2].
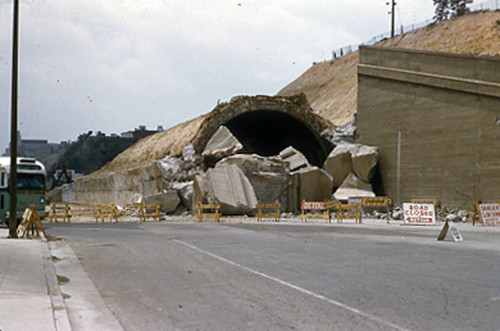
[49, 203, 72, 223]
[135, 202, 162, 222]
[196, 202, 221, 222]
[361, 197, 392, 223]
[17, 205, 47, 239]
[257, 201, 281, 222]
[336, 203, 362, 224]
[300, 200, 339, 223]
[473, 202, 483, 226]
[95, 204, 119, 223]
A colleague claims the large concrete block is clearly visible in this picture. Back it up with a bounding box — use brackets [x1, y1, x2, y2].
[351, 144, 378, 182]
[333, 172, 375, 201]
[172, 181, 193, 210]
[143, 190, 180, 213]
[202, 126, 243, 157]
[206, 163, 257, 214]
[295, 166, 334, 202]
[218, 154, 293, 211]
[279, 146, 310, 171]
[192, 175, 206, 211]
[323, 145, 353, 187]
[323, 143, 378, 186]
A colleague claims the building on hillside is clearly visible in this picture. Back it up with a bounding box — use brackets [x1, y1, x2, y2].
[357, 46, 500, 208]
[2, 132, 70, 160]
[120, 125, 163, 139]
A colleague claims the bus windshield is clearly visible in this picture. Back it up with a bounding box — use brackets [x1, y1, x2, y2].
[17, 174, 45, 191]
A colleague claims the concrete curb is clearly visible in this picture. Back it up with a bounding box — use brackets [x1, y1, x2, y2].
[41, 238, 73, 331]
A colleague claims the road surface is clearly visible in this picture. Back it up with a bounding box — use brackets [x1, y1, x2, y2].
[45, 220, 500, 330]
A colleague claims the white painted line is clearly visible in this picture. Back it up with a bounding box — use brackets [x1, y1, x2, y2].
[173, 239, 409, 331]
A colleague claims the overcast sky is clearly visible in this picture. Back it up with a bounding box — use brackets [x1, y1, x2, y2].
[0, 0, 435, 151]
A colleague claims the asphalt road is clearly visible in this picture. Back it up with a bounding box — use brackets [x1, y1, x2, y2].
[45, 221, 500, 331]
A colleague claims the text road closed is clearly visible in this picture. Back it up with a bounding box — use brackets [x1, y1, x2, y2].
[403, 203, 436, 225]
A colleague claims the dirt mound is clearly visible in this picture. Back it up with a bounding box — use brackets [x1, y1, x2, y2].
[278, 10, 500, 126]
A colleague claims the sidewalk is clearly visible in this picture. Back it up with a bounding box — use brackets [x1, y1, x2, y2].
[0, 227, 71, 331]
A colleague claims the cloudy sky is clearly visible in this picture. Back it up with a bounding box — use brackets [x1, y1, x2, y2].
[0, 0, 434, 152]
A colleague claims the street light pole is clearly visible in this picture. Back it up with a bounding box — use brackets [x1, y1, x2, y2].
[9, 0, 20, 238]
[391, 0, 396, 38]
[387, 0, 396, 38]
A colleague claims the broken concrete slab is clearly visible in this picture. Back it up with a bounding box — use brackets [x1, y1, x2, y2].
[323, 143, 378, 186]
[143, 190, 180, 213]
[172, 181, 194, 210]
[323, 145, 353, 187]
[206, 163, 257, 214]
[157, 156, 202, 182]
[294, 166, 334, 203]
[192, 175, 206, 211]
[333, 172, 375, 201]
[218, 154, 292, 211]
[351, 144, 378, 183]
[202, 126, 243, 157]
[279, 146, 310, 172]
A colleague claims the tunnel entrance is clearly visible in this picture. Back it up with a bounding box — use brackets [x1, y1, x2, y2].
[224, 110, 333, 167]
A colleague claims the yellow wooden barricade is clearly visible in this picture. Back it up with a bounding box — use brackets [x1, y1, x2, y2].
[361, 197, 392, 222]
[17, 205, 47, 239]
[472, 202, 483, 226]
[137, 202, 162, 222]
[257, 201, 281, 222]
[95, 204, 119, 223]
[409, 197, 441, 208]
[361, 197, 392, 208]
[300, 200, 340, 223]
[336, 203, 362, 224]
[196, 202, 221, 222]
[49, 203, 72, 223]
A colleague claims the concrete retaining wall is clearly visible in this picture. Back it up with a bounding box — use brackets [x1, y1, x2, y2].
[357, 46, 500, 208]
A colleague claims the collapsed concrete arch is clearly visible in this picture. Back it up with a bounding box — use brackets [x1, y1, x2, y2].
[192, 95, 334, 166]
[54, 94, 336, 207]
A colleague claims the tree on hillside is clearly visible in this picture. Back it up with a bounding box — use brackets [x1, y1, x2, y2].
[433, 0, 450, 22]
[450, 0, 472, 17]
[433, 0, 472, 22]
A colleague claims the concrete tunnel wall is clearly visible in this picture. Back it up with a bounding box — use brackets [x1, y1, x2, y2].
[191, 95, 334, 166]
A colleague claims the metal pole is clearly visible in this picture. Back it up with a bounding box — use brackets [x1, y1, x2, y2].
[9, 0, 20, 238]
[391, 0, 396, 38]
[396, 131, 401, 205]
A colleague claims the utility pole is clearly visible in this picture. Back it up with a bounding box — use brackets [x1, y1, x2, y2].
[387, 0, 396, 38]
[9, 0, 20, 238]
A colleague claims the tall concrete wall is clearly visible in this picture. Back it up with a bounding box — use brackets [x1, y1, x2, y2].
[357, 46, 500, 208]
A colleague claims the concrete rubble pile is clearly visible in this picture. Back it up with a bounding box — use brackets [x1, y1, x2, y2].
[323, 142, 378, 200]
[217, 154, 292, 211]
[50, 123, 381, 216]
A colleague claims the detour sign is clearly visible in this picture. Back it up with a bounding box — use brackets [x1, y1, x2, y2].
[403, 203, 436, 225]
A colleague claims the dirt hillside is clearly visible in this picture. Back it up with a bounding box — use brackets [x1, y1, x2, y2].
[278, 10, 500, 126]
[92, 11, 500, 175]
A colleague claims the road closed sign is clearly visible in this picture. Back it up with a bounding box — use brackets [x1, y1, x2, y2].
[403, 203, 436, 225]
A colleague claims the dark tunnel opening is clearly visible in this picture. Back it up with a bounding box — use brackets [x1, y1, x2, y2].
[224, 110, 333, 167]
